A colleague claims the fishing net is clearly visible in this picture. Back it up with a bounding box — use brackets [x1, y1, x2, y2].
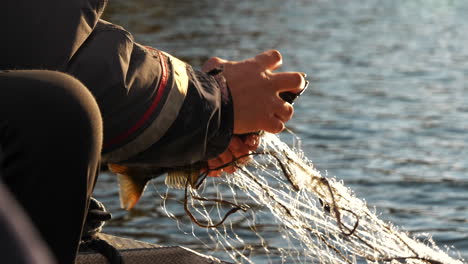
[153, 132, 462, 264]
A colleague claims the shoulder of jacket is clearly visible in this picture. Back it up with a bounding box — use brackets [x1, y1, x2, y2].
[93, 19, 134, 42]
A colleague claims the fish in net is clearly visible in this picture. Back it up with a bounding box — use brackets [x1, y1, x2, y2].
[149, 132, 463, 264]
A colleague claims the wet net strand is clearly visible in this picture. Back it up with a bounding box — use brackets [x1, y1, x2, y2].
[158, 133, 462, 264]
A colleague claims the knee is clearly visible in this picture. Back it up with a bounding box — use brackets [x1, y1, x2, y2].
[3, 70, 103, 152]
[41, 71, 103, 151]
[44, 71, 102, 131]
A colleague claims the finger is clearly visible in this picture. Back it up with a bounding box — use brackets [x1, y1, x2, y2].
[210, 149, 237, 174]
[254, 50, 283, 70]
[207, 158, 224, 177]
[274, 103, 294, 123]
[218, 150, 234, 168]
[271, 72, 306, 93]
[224, 166, 236, 174]
[202, 57, 227, 72]
[220, 148, 241, 174]
[207, 170, 222, 177]
[240, 134, 260, 150]
[261, 116, 285, 134]
[229, 136, 249, 153]
[214, 149, 235, 173]
[229, 136, 253, 164]
[271, 92, 295, 125]
[207, 168, 222, 177]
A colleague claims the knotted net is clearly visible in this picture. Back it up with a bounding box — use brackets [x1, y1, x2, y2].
[155, 132, 462, 264]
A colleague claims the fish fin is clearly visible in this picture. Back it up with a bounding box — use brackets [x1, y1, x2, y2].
[117, 173, 147, 210]
[108, 163, 128, 174]
[165, 171, 187, 189]
[165, 170, 200, 189]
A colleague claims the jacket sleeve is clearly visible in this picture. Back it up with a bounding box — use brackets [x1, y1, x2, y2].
[67, 20, 234, 167]
[0, 0, 107, 70]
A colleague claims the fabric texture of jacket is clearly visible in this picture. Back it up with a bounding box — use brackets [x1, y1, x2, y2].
[0, 0, 234, 167]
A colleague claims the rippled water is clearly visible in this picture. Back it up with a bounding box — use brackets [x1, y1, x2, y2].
[95, 0, 468, 262]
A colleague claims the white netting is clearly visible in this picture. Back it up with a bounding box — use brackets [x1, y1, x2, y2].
[156, 133, 462, 264]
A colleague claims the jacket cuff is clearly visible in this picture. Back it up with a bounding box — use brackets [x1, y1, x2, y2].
[203, 69, 234, 160]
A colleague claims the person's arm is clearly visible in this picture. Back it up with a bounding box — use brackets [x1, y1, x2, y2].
[1, 0, 305, 169]
[66, 20, 234, 166]
[66, 12, 307, 169]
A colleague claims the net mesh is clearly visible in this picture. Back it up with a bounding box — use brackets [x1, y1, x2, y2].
[154, 133, 462, 264]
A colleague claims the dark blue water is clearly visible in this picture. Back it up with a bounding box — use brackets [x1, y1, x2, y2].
[95, 0, 468, 262]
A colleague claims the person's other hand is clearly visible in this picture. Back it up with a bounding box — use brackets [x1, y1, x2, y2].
[205, 134, 260, 177]
[203, 49, 306, 134]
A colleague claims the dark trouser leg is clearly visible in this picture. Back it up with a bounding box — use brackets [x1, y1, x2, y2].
[0, 70, 102, 264]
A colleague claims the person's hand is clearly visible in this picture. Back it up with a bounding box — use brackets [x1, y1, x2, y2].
[205, 133, 260, 177]
[203, 49, 306, 134]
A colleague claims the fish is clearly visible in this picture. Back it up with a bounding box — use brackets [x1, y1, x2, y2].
[107, 162, 205, 210]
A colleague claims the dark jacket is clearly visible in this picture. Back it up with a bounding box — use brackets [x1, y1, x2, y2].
[0, 0, 233, 166]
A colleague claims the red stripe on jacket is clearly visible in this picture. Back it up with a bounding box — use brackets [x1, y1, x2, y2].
[103, 50, 169, 149]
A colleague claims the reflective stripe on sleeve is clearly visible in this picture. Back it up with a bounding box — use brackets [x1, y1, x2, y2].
[102, 51, 189, 163]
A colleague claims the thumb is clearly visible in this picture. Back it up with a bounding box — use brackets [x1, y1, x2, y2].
[254, 49, 283, 71]
[202, 57, 227, 72]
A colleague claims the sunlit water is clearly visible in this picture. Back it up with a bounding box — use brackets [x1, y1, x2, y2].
[95, 0, 468, 262]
